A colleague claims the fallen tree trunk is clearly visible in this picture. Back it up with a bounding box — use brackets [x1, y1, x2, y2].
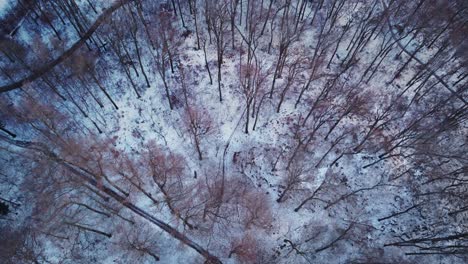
[0, 0, 135, 94]
[0, 134, 223, 264]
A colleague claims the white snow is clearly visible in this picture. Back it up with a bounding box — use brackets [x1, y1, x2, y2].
[0, 0, 12, 18]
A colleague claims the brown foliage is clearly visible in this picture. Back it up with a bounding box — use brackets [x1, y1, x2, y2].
[229, 233, 261, 264]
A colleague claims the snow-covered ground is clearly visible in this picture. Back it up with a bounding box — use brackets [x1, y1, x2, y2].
[0, 0, 13, 18]
[0, 0, 466, 263]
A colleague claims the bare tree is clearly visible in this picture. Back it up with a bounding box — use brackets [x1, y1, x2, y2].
[205, 0, 229, 102]
[182, 105, 213, 160]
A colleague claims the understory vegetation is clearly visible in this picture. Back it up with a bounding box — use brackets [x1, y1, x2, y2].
[0, 0, 467, 263]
